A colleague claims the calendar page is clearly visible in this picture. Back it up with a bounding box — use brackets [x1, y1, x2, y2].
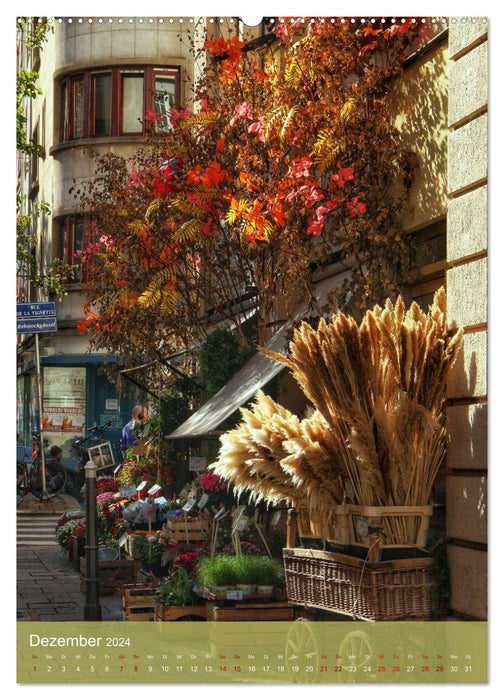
[15, 8, 490, 690]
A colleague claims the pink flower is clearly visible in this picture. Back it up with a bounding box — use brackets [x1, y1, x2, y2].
[230, 101, 253, 126]
[248, 121, 266, 142]
[289, 158, 313, 179]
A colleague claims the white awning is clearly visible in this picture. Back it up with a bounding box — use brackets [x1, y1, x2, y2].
[166, 274, 340, 439]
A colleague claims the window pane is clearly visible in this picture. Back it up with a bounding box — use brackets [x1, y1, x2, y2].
[73, 221, 84, 282]
[155, 74, 176, 132]
[122, 75, 144, 133]
[93, 74, 112, 135]
[72, 78, 84, 138]
[414, 232, 447, 267]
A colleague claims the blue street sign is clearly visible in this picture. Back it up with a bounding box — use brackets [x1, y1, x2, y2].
[16, 302, 57, 334]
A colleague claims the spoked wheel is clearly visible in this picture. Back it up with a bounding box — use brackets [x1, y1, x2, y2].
[30, 460, 67, 499]
[337, 629, 376, 682]
[285, 618, 320, 683]
[17, 463, 26, 505]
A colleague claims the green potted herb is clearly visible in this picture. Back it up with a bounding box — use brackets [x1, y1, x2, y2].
[197, 555, 237, 595]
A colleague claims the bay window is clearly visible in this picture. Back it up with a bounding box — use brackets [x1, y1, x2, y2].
[60, 66, 180, 141]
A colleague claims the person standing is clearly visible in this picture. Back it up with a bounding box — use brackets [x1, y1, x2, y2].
[121, 405, 148, 456]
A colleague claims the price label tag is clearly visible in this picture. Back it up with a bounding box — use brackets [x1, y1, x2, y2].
[120, 485, 137, 498]
[148, 484, 162, 496]
[183, 498, 197, 513]
[136, 480, 148, 492]
[118, 533, 129, 548]
[198, 493, 209, 509]
[232, 515, 248, 533]
[355, 516, 369, 537]
[233, 505, 246, 520]
[214, 507, 230, 521]
[226, 590, 243, 601]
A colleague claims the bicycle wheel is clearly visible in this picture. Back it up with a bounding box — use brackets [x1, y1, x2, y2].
[30, 461, 67, 499]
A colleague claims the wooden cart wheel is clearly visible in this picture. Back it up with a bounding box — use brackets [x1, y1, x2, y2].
[285, 618, 320, 683]
[337, 629, 376, 682]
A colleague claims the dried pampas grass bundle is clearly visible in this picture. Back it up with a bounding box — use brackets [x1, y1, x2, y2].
[260, 288, 462, 510]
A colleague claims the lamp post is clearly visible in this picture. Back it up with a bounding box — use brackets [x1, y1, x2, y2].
[84, 459, 102, 621]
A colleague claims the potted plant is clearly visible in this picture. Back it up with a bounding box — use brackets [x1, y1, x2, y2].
[154, 568, 207, 621]
[196, 555, 237, 595]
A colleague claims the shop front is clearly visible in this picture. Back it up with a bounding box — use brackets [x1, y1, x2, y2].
[16, 354, 135, 466]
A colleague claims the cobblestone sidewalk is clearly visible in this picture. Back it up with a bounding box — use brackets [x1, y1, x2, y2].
[17, 546, 123, 622]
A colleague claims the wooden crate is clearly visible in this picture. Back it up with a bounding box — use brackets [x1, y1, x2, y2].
[79, 556, 136, 596]
[205, 601, 295, 622]
[154, 601, 207, 621]
[346, 505, 433, 550]
[297, 506, 350, 545]
[283, 547, 434, 621]
[122, 584, 158, 621]
[164, 518, 210, 542]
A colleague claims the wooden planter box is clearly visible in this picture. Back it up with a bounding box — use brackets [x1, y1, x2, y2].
[283, 547, 434, 621]
[79, 556, 136, 596]
[205, 601, 295, 622]
[163, 518, 210, 542]
[122, 584, 158, 621]
[154, 601, 207, 621]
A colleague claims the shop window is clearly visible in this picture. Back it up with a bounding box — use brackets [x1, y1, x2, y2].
[60, 66, 180, 141]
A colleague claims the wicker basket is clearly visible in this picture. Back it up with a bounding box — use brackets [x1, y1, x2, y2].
[283, 547, 434, 621]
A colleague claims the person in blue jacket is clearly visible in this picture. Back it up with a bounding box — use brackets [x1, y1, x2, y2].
[121, 405, 148, 456]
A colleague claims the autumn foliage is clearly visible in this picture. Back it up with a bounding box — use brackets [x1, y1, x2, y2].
[75, 17, 422, 371]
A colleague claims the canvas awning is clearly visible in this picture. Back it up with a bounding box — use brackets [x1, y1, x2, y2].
[166, 274, 340, 439]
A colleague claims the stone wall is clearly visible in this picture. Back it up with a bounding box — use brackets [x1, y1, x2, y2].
[446, 18, 488, 620]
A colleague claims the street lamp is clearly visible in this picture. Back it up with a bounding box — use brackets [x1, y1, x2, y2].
[83, 459, 102, 621]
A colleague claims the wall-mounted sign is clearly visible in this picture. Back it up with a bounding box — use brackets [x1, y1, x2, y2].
[17, 302, 57, 334]
[189, 457, 207, 472]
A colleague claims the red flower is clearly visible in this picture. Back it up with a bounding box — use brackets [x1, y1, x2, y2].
[346, 197, 367, 217]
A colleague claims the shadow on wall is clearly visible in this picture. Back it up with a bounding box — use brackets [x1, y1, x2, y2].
[390, 43, 449, 231]
[445, 332, 488, 547]
[446, 332, 487, 472]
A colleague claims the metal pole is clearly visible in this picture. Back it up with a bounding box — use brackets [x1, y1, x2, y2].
[84, 460, 102, 621]
[34, 333, 47, 500]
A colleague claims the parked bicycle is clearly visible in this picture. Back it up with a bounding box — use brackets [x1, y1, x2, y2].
[71, 420, 116, 494]
[17, 432, 67, 504]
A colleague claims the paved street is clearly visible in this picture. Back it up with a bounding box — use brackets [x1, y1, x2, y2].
[16, 495, 123, 622]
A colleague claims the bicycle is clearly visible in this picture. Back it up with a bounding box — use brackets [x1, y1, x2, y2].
[17, 432, 67, 504]
[71, 420, 116, 493]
